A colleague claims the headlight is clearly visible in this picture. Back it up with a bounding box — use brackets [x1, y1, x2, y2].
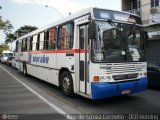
[139, 72, 147, 78]
[100, 76, 105, 82]
[93, 75, 113, 82]
[106, 76, 112, 81]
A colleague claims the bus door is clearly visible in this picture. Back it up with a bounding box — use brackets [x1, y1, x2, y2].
[79, 25, 89, 94]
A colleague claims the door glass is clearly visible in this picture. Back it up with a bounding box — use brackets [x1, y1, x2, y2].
[80, 27, 85, 82]
[80, 28, 85, 49]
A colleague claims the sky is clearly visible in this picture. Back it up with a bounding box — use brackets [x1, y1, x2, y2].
[0, 0, 121, 47]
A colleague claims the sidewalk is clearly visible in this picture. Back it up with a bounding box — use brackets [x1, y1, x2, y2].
[0, 65, 66, 120]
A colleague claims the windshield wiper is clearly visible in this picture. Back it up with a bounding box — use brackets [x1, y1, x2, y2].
[107, 19, 123, 35]
[107, 19, 119, 29]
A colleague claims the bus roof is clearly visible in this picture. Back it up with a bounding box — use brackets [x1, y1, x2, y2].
[16, 7, 140, 41]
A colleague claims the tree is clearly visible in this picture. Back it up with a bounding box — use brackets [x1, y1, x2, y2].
[4, 25, 38, 43]
[0, 6, 13, 33]
[5, 33, 16, 44]
[0, 44, 9, 54]
[4, 33, 16, 51]
[15, 25, 38, 38]
[4, 25, 38, 50]
[0, 17, 13, 33]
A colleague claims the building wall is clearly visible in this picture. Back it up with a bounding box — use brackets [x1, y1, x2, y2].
[122, 0, 160, 26]
[122, 0, 160, 63]
[141, 0, 150, 26]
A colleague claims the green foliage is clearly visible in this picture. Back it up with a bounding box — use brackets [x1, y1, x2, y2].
[0, 44, 9, 54]
[0, 6, 13, 33]
[5, 25, 38, 44]
[5, 33, 17, 44]
[15, 25, 38, 38]
[0, 17, 13, 33]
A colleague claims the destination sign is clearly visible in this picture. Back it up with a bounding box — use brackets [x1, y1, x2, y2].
[93, 8, 142, 24]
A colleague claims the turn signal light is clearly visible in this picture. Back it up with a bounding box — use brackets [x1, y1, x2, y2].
[93, 76, 99, 82]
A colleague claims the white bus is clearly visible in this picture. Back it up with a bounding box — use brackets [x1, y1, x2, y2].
[15, 8, 148, 100]
[0, 50, 14, 64]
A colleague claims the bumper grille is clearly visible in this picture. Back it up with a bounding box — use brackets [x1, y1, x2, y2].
[113, 73, 139, 80]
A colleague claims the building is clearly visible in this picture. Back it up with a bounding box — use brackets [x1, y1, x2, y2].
[122, 0, 160, 40]
[122, 0, 160, 65]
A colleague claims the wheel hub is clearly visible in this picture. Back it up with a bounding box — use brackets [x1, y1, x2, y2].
[63, 77, 70, 92]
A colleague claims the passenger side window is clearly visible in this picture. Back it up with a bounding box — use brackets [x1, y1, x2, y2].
[58, 23, 74, 49]
[32, 35, 37, 51]
[16, 41, 19, 52]
[27, 38, 30, 51]
[30, 37, 33, 51]
[48, 28, 57, 50]
[44, 30, 49, 50]
[37, 34, 40, 51]
[21, 39, 27, 52]
[39, 32, 45, 50]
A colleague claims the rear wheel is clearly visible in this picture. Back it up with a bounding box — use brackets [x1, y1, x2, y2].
[23, 63, 28, 77]
[60, 71, 74, 97]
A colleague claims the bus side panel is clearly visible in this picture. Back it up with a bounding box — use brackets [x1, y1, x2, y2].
[27, 64, 59, 86]
[27, 64, 37, 77]
[56, 53, 75, 87]
[27, 53, 59, 86]
[56, 53, 75, 72]
[20, 52, 29, 63]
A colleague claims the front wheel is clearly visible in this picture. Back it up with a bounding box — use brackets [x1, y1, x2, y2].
[60, 71, 74, 97]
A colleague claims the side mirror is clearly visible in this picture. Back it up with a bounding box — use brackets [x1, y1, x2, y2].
[88, 21, 96, 39]
[144, 31, 148, 48]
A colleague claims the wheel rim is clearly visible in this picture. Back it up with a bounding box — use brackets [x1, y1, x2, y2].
[63, 77, 70, 93]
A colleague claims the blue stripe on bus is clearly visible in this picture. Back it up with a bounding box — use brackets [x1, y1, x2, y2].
[91, 77, 148, 100]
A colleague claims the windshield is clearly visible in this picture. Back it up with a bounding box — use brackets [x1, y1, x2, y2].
[91, 21, 146, 63]
[3, 53, 13, 57]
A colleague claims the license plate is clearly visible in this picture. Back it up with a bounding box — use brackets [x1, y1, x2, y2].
[121, 90, 131, 95]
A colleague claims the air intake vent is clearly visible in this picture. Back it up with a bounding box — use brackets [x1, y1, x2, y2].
[113, 73, 138, 80]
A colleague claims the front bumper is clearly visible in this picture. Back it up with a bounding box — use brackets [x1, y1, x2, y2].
[91, 77, 148, 100]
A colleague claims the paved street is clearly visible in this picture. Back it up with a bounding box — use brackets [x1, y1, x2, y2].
[0, 63, 160, 119]
[0, 64, 67, 120]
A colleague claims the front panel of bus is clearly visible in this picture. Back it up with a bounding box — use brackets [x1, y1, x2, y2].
[89, 8, 148, 100]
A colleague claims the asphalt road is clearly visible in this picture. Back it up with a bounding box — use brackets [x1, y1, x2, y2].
[0, 64, 160, 119]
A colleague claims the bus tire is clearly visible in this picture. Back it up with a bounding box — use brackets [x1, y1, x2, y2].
[60, 71, 74, 97]
[23, 63, 28, 77]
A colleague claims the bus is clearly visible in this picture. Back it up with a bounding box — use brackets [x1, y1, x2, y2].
[0, 50, 14, 64]
[15, 7, 148, 100]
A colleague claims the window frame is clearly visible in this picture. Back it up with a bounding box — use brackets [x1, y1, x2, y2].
[151, 0, 159, 7]
[27, 37, 30, 52]
[21, 39, 27, 52]
[16, 41, 19, 52]
[57, 22, 74, 50]
[47, 27, 57, 50]
[32, 34, 38, 51]
[39, 32, 45, 51]
[44, 30, 49, 50]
